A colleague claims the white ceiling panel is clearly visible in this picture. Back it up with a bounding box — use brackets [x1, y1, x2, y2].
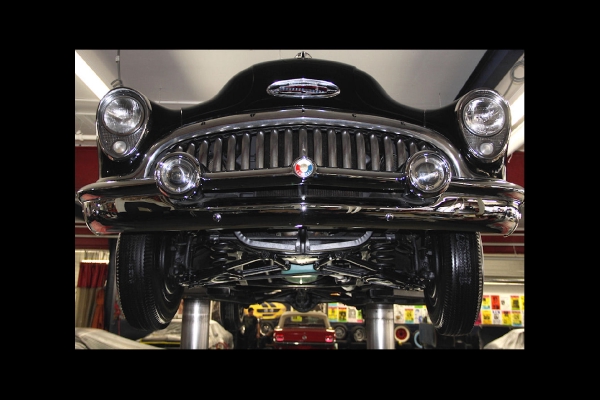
[75, 49, 494, 145]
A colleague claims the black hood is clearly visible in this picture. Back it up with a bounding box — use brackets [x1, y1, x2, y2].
[179, 58, 428, 126]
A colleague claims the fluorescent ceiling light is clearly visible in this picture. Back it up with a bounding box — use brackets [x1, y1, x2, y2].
[75, 51, 110, 99]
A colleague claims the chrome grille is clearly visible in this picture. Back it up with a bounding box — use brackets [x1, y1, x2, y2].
[171, 125, 434, 173]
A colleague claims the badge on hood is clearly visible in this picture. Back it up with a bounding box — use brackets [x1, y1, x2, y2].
[267, 78, 340, 98]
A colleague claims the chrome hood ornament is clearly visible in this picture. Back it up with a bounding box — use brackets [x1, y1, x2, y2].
[267, 78, 340, 99]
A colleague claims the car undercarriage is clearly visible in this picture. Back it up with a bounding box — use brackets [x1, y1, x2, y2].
[116, 227, 484, 336]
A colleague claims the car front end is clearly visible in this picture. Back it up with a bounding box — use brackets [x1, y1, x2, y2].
[77, 53, 524, 336]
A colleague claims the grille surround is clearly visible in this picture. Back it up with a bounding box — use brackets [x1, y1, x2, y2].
[172, 125, 434, 174]
[135, 109, 476, 182]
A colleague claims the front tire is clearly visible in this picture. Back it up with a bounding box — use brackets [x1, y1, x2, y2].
[425, 232, 483, 336]
[116, 232, 184, 331]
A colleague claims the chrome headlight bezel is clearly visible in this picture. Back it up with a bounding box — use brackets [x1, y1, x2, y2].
[405, 150, 451, 198]
[456, 89, 511, 163]
[155, 152, 201, 198]
[96, 87, 151, 160]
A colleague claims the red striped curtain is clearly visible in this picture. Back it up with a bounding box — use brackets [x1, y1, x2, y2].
[75, 262, 108, 328]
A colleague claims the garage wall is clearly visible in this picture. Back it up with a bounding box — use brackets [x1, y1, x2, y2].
[75, 250, 109, 301]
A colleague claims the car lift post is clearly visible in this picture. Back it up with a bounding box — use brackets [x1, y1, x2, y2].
[180, 296, 211, 349]
[365, 303, 396, 349]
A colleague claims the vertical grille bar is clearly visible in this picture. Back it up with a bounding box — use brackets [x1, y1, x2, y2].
[314, 128, 322, 165]
[284, 128, 293, 165]
[383, 136, 394, 171]
[198, 140, 208, 167]
[356, 132, 366, 170]
[213, 138, 222, 172]
[299, 128, 308, 157]
[186, 142, 196, 156]
[328, 129, 337, 167]
[370, 134, 380, 171]
[270, 130, 279, 167]
[409, 142, 418, 157]
[227, 136, 236, 171]
[187, 126, 427, 173]
[342, 130, 351, 168]
[256, 131, 264, 168]
[396, 139, 407, 168]
[241, 133, 250, 170]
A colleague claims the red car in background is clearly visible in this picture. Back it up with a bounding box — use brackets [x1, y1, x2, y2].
[273, 311, 337, 350]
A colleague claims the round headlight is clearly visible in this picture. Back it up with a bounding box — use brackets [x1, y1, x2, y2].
[102, 96, 144, 135]
[406, 151, 450, 197]
[462, 96, 505, 137]
[155, 153, 201, 197]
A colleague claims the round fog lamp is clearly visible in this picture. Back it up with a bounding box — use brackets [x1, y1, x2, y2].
[406, 151, 450, 197]
[155, 152, 200, 196]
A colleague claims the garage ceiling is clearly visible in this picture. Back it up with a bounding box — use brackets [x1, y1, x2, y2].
[75, 49, 524, 151]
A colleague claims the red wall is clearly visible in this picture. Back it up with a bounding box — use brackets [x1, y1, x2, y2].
[75, 146, 99, 192]
[506, 151, 524, 188]
[75, 146, 101, 249]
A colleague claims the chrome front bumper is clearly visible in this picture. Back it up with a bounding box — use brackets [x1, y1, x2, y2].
[77, 175, 524, 236]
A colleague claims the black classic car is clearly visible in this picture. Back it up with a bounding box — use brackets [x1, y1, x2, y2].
[77, 52, 524, 337]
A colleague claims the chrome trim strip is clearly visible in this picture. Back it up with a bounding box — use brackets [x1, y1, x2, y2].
[356, 133, 366, 170]
[328, 129, 337, 168]
[213, 138, 222, 172]
[314, 129, 322, 165]
[384, 136, 394, 171]
[186, 142, 195, 156]
[342, 131, 351, 168]
[271, 130, 279, 167]
[284, 128, 293, 165]
[397, 139, 408, 168]
[257, 132, 264, 168]
[299, 128, 308, 157]
[370, 134, 379, 171]
[241, 133, 250, 170]
[199, 140, 208, 166]
[227, 136, 235, 171]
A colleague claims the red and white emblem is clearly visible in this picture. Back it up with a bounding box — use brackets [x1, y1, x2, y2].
[292, 157, 315, 179]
